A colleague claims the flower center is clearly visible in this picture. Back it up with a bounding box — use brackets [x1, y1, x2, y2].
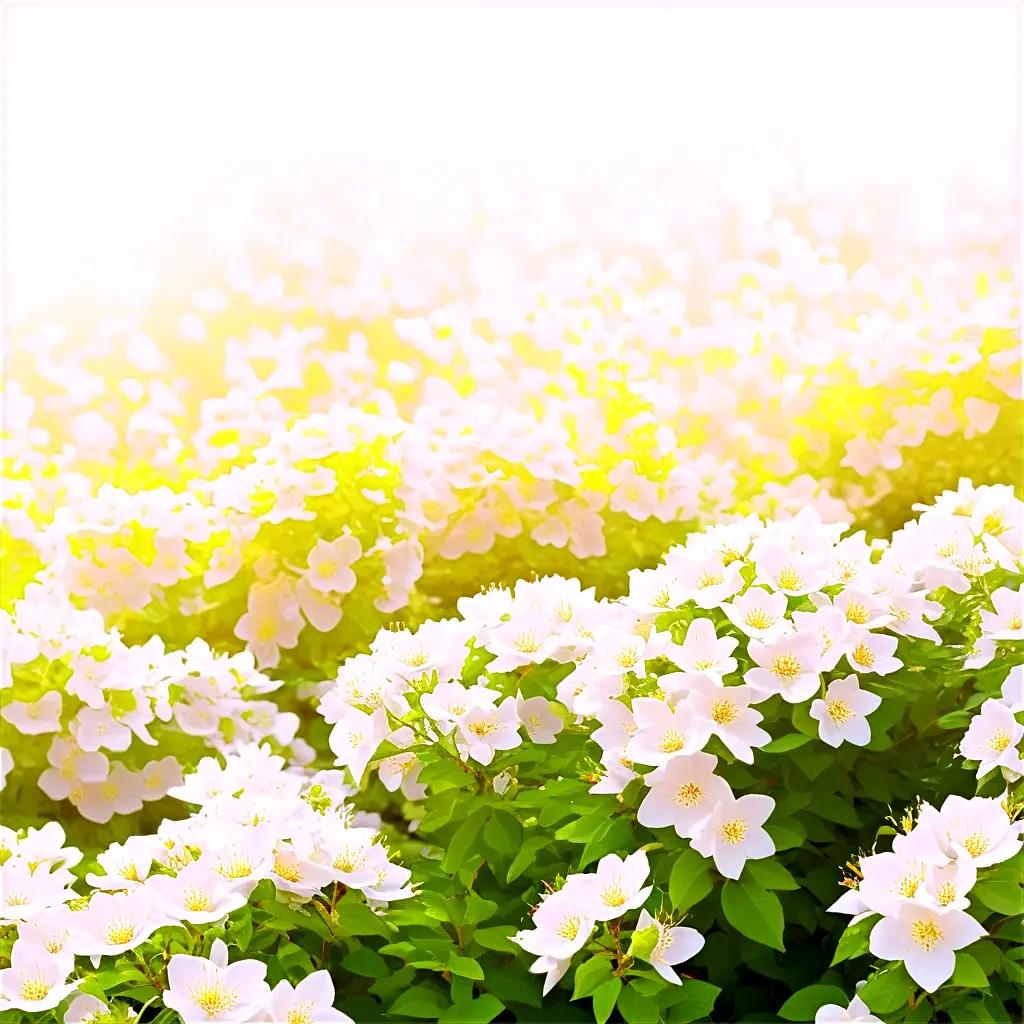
[744, 608, 775, 630]
[935, 882, 957, 906]
[658, 730, 686, 754]
[845, 602, 869, 624]
[192, 981, 238, 1016]
[911, 918, 943, 951]
[720, 818, 748, 845]
[184, 887, 212, 912]
[961, 831, 989, 858]
[676, 782, 704, 806]
[697, 569, 723, 589]
[333, 848, 367, 874]
[851, 642, 875, 668]
[1010, 615, 1023, 630]
[776, 566, 802, 590]
[287, 1004, 315, 1024]
[601, 883, 627, 908]
[219, 856, 253, 880]
[771, 653, 801, 679]
[826, 699, 853, 724]
[711, 700, 736, 725]
[557, 915, 581, 941]
[467, 720, 497, 737]
[105, 919, 136, 945]
[897, 872, 923, 898]
[514, 632, 540, 654]
[274, 854, 304, 883]
[989, 730, 1011, 753]
[20, 977, 51, 1001]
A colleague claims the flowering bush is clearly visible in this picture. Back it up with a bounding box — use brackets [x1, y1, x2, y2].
[2, 167, 1021, 1023]
[2, 477, 1021, 1022]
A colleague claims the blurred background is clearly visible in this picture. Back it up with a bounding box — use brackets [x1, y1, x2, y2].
[5, 5, 1018, 319]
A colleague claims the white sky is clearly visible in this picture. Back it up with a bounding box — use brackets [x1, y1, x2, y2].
[3, 5, 1019, 315]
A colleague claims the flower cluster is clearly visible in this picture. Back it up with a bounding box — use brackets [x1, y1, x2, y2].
[830, 793, 1022, 992]
[0, 745, 410, 1016]
[4, 170, 1019, 672]
[511, 851, 703, 992]
[1, 583, 307, 822]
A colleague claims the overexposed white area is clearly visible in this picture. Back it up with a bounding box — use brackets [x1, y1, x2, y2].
[4, 5, 1019, 316]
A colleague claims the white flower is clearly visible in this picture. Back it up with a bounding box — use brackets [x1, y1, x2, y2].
[517, 695, 563, 744]
[572, 851, 652, 921]
[513, 888, 595, 960]
[690, 793, 776, 879]
[634, 908, 704, 985]
[455, 696, 522, 765]
[0, 940, 79, 1012]
[74, 889, 162, 957]
[0, 690, 62, 734]
[637, 752, 733, 839]
[263, 971, 354, 1024]
[959, 699, 1023, 778]
[626, 697, 703, 765]
[814, 994, 881, 1023]
[746, 633, 822, 703]
[926, 794, 1023, 867]
[809, 675, 882, 748]
[682, 677, 770, 763]
[164, 938, 271, 1024]
[722, 588, 790, 641]
[843, 629, 903, 676]
[661, 618, 738, 680]
[868, 904, 985, 992]
[146, 861, 251, 924]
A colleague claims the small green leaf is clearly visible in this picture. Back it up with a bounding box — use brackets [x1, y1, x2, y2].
[593, 978, 622, 1024]
[573, 955, 613, 1000]
[721, 878, 785, 951]
[951, 951, 990, 988]
[778, 984, 850, 1021]
[831, 916, 878, 965]
[390, 986, 450, 1018]
[627, 924, 660, 961]
[972, 880, 1023, 916]
[449, 954, 485, 980]
[438, 995, 505, 1024]
[669, 848, 714, 911]
[859, 966, 915, 1014]
[506, 836, 549, 883]
[662, 979, 721, 1023]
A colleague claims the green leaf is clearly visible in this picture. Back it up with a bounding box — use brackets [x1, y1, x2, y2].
[438, 995, 505, 1024]
[721, 878, 785, 951]
[859, 966, 915, 1014]
[465, 893, 497, 925]
[449, 954, 485, 980]
[390, 986, 450, 1018]
[593, 978, 622, 1024]
[506, 836, 550, 883]
[472, 926, 516, 953]
[778, 985, 851, 1021]
[341, 947, 389, 978]
[573, 955, 614, 1000]
[618, 983, 661, 1024]
[627, 924, 660, 961]
[746, 859, 799, 891]
[669, 848, 714, 911]
[830, 915, 878, 965]
[442, 810, 490, 874]
[483, 810, 521, 855]
[762, 732, 812, 753]
[951, 951, 990, 988]
[663, 979, 721, 1023]
[972, 880, 1023, 916]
